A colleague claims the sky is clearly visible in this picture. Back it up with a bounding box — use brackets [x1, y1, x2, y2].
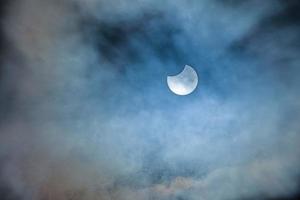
[0, 0, 300, 200]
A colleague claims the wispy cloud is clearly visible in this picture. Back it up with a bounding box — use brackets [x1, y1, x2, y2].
[0, 0, 299, 199]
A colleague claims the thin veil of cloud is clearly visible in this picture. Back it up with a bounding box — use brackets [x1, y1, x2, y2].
[0, 0, 299, 199]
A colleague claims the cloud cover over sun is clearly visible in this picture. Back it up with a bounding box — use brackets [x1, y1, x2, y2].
[0, 0, 300, 199]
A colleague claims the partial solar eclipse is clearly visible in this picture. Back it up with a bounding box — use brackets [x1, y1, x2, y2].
[167, 65, 198, 95]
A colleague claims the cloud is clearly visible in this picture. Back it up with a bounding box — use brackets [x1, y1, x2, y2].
[0, 0, 299, 199]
